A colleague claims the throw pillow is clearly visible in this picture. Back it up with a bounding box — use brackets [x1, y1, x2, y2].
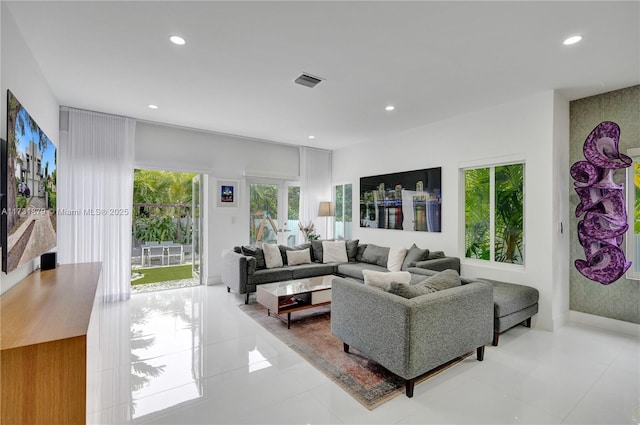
[388, 281, 437, 299]
[361, 244, 390, 267]
[387, 246, 408, 272]
[322, 240, 348, 263]
[388, 269, 461, 299]
[345, 239, 359, 262]
[278, 243, 311, 265]
[420, 269, 461, 291]
[311, 240, 325, 263]
[286, 248, 312, 266]
[263, 243, 283, 269]
[355, 244, 368, 262]
[241, 245, 266, 269]
[363, 269, 411, 291]
[428, 251, 445, 259]
[401, 244, 430, 271]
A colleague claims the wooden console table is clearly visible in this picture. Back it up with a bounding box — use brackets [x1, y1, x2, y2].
[1, 262, 102, 425]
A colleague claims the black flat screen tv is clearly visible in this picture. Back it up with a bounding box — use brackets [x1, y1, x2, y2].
[3, 90, 57, 273]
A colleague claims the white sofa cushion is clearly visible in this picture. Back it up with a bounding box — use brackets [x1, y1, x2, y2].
[362, 269, 411, 291]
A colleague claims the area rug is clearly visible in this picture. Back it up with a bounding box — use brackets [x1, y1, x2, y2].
[239, 303, 471, 410]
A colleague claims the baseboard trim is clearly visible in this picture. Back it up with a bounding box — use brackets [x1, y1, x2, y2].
[569, 310, 640, 338]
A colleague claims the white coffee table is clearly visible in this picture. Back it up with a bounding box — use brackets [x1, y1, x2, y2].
[256, 275, 333, 328]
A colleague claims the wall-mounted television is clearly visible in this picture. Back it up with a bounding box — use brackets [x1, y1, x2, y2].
[2, 90, 57, 273]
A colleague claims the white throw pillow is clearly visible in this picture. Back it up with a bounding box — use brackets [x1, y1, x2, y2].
[387, 247, 408, 272]
[322, 240, 348, 263]
[286, 248, 311, 266]
[363, 270, 411, 291]
[263, 243, 283, 269]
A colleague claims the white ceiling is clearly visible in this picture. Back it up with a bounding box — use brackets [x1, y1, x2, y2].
[6, 1, 640, 150]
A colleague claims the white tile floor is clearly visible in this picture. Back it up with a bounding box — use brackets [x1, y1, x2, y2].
[87, 284, 640, 425]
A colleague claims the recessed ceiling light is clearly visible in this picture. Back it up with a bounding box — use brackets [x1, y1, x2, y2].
[169, 35, 186, 45]
[148, 104, 159, 110]
[563, 35, 582, 45]
[308, 135, 315, 139]
[385, 105, 395, 111]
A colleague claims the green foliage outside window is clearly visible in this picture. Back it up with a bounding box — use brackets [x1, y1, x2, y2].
[465, 164, 524, 264]
[495, 164, 524, 264]
[465, 168, 490, 260]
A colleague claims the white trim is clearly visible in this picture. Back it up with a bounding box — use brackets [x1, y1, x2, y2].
[625, 148, 640, 280]
[458, 153, 526, 170]
[569, 310, 640, 338]
[207, 275, 222, 285]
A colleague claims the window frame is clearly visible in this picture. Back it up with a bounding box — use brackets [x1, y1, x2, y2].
[333, 182, 353, 240]
[460, 158, 526, 269]
[626, 148, 640, 280]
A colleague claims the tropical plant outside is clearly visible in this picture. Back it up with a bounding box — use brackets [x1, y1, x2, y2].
[465, 168, 490, 260]
[133, 169, 197, 246]
[465, 164, 524, 264]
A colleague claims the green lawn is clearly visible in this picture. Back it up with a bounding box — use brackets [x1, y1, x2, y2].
[131, 265, 193, 285]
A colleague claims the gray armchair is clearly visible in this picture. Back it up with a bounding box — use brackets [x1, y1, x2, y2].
[331, 276, 493, 397]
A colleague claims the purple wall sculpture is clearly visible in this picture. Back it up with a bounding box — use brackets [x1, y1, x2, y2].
[570, 121, 632, 285]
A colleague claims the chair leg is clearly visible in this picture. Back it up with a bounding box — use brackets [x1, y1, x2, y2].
[245, 293, 250, 304]
[227, 286, 231, 293]
[477, 346, 485, 361]
[343, 342, 349, 353]
[405, 379, 415, 398]
[492, 330, 499, 346]
[524, 317, 532, 328]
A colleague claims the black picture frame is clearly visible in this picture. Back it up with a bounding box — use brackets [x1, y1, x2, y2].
[360, 167, 441, 232]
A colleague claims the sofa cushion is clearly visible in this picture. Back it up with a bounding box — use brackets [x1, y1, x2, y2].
[478, 278, 539, 317]
[263, 243, 283, 269]
[241, 245, 266, 270]
[361, 244, 390, 267]
[387, 247, 407, 272]
[345, 239, 359, 262]
[355, 244, 368, 262]
[290, 263, 338, 279]
[247, 268, 293, 284]
[337, 262, 388, 280]
[401, 244, 430, 271]
[428, 250, 445, 259]
[363, 269, 411, 290]
[286, 248, 312, 266]
[311, 240, 326, 263]
[389, 269, 461, 298]
[323, 240, 348, 263]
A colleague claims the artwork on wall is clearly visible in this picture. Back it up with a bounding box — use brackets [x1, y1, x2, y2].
[360, 167, 441, 232]
[217, 180, 238, 207]
[570, 121, 632, 284]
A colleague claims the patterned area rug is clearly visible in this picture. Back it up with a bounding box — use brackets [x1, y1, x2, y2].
[239, 302, 471, 410]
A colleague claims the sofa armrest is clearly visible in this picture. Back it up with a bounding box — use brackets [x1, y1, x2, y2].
[331, 277, 493, 379]
[413, 256, 460, 273]
[221, 250, 254, 295]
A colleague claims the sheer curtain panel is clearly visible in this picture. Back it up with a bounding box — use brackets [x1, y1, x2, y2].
[59, 108, 135, 301]
[299, 147, 332, 239]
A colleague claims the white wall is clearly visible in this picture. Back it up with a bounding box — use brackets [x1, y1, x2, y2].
[134, 121, 300, 284]
[0, 4, 59, 294]
[333, 91, 570, 330]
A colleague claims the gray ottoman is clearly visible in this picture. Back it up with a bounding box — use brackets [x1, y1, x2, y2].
[479, 279, 539, 346]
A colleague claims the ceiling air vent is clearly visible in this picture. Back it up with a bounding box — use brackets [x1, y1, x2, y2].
[294, 73, 323, 88]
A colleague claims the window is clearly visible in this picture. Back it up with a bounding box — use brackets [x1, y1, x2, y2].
[626, 149, 640, 280]
[334, 184, 352, 239]
[464, 163, 524, 265]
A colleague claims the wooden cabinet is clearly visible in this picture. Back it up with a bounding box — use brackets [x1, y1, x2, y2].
[1, 262, 102, 425]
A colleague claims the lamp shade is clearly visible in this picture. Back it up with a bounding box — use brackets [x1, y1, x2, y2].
[318, 201, 335, 217]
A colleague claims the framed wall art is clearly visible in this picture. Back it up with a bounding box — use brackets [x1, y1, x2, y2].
[217, 180, 238, 207]
[360, 167, 441, 232]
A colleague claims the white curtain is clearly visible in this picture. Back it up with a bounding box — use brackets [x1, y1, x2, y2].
[58, 108, 135, 302]
[299, 147, 332, 239]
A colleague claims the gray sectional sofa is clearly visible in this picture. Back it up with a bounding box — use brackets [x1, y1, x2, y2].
[221, 240, 460, 304]
[331, 272, 494, 397]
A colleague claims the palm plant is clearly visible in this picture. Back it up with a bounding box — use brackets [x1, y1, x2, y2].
[465, 168, 490, 259]
[494, 164, 524, 264]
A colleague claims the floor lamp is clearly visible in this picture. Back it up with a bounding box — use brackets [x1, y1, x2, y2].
[318, 201, 335, 239]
